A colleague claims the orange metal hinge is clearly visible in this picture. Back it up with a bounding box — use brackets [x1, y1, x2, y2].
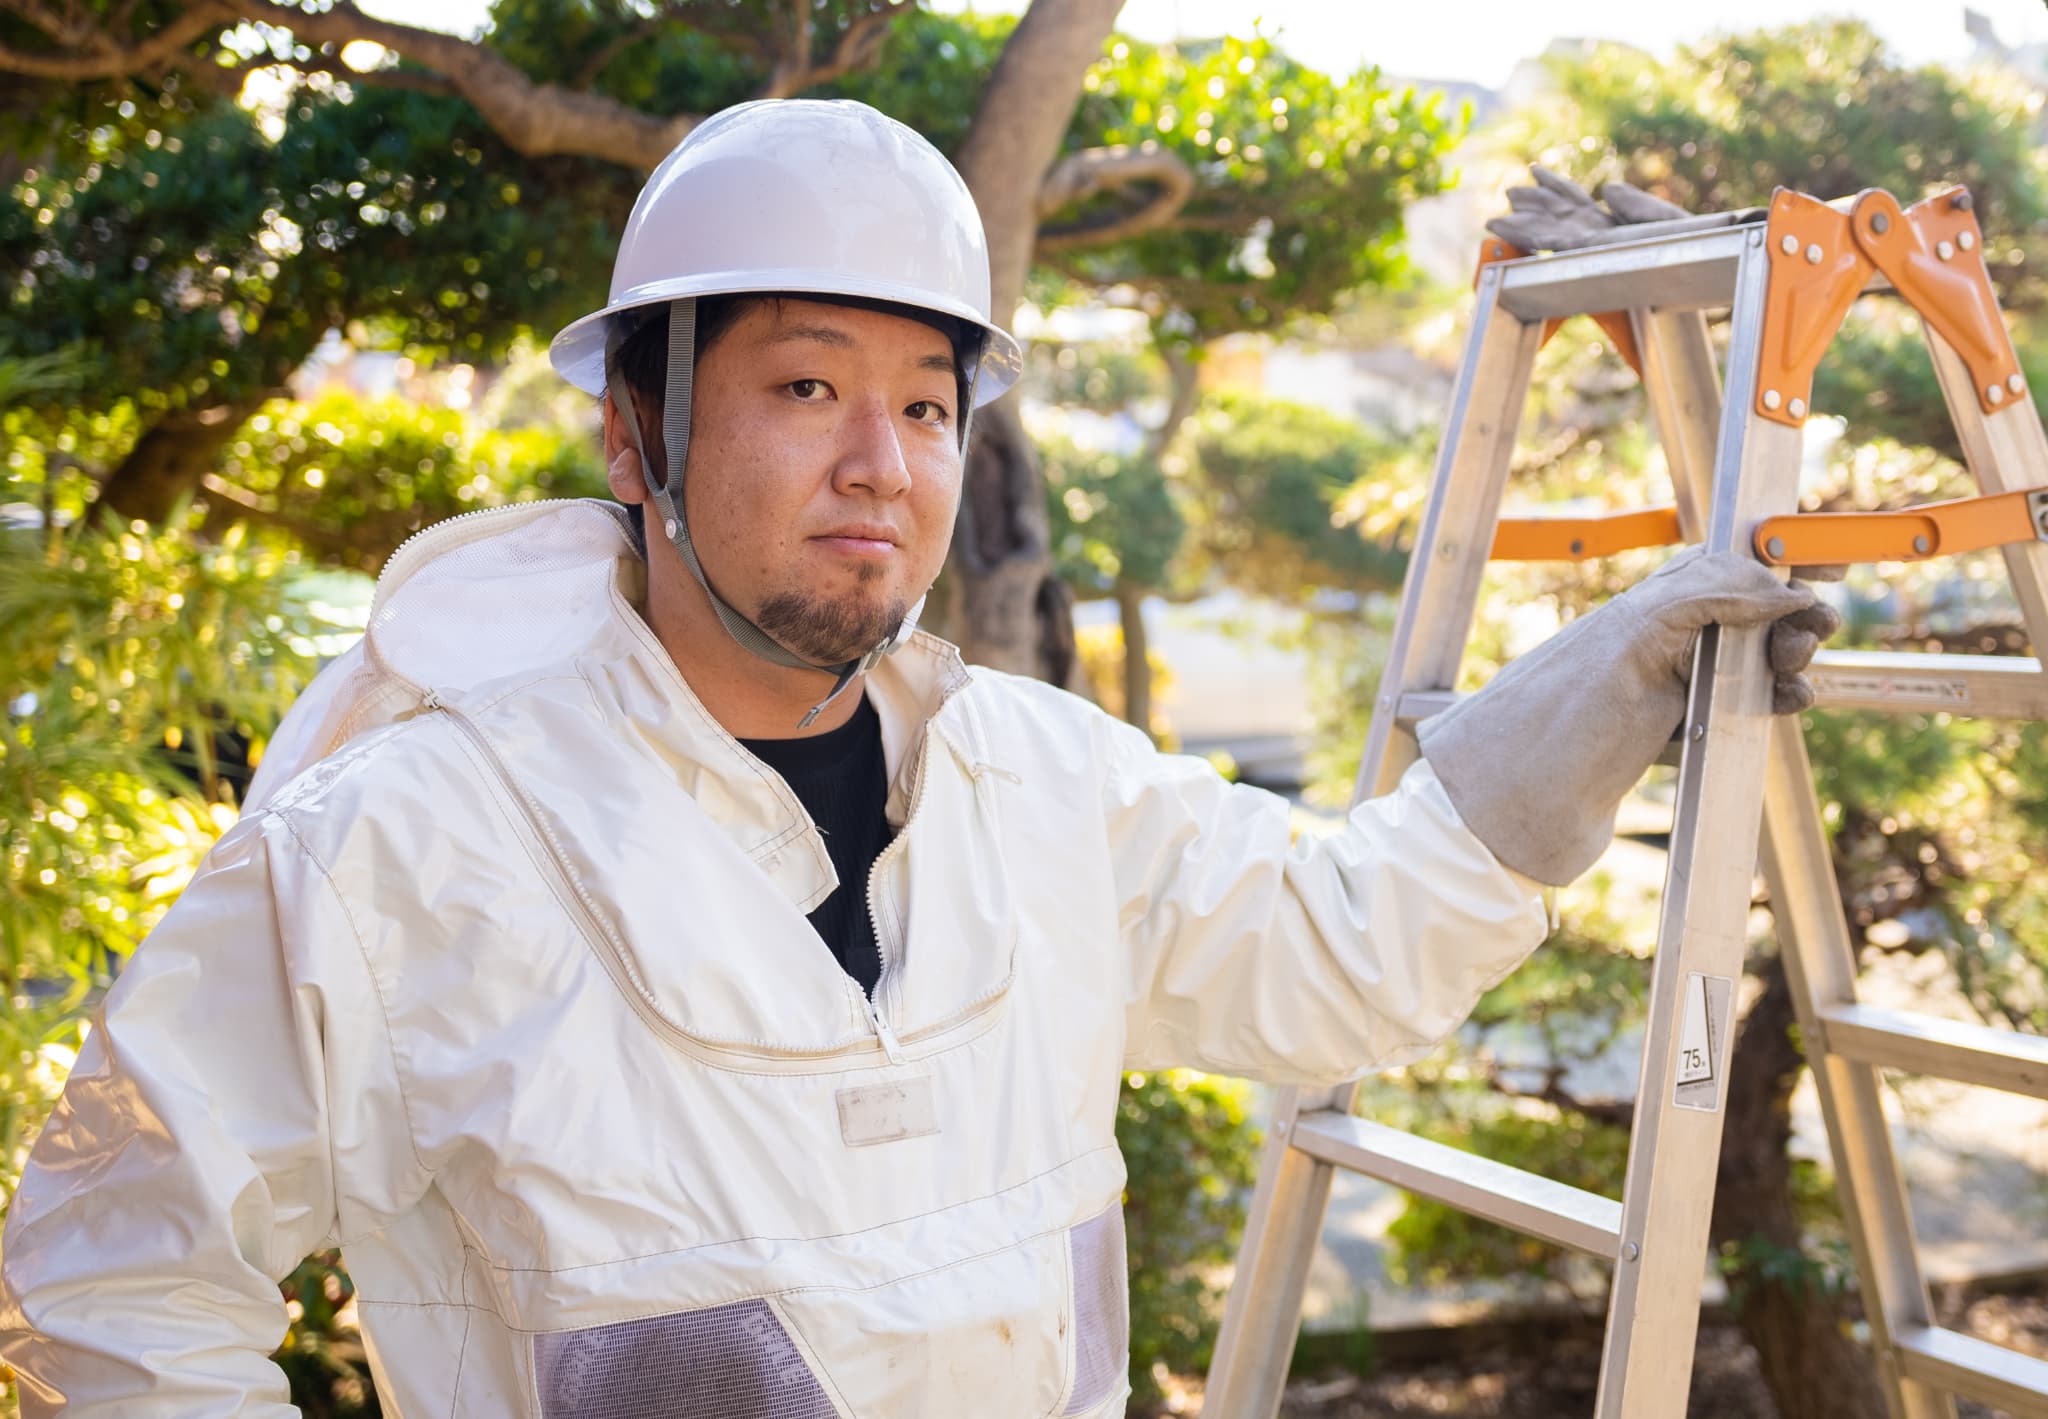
[1754, 189, 1873, 428]
[1853, 187, 2025, 416]
[1756, 185, 2027, 426]
[1753, 488, 2048, 566]
[1491, 505, 1685, 562]
[1475, 239, 1643, 377]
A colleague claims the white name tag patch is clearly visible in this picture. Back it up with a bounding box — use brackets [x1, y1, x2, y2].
[836, 1077, 939, 1147]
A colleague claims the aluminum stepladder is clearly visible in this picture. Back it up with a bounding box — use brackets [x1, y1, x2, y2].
[1203, 186, 2048, 1419]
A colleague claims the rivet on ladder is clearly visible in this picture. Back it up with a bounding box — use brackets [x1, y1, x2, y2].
[1953, 190, 1974, 212]
[2009, 373, 2025, 394]
[1805, 243, 1823, 264]
[1870, 211, 1890, 234]
[1690, 724, 1706, 742]
[1623, 1242, 1642, 1262]
[1937, 240, 1955, 261]
[1779, 234, 1799, 255]
[1960, 231, 1977, 251]
[1766, 536, 1786, 559]
[1763, 389, 1783, 410]
[1989, 383, 2006, 405]
[1912, 535, 1932, 555]
[1789, 398, 1807, 419]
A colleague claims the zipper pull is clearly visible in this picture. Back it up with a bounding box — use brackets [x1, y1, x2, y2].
[419, 688, 444, 713]
[865, 996, 909, 1066]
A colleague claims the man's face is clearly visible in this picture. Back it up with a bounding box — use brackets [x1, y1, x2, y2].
[666, 298, 965, 666]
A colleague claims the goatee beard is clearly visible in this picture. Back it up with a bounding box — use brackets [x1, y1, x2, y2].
[755, 585, 911, 665]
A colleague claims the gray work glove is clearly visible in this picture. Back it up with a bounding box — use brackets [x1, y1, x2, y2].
[1487, 164, 1695, 253]
[1419, 549, 1842, 886]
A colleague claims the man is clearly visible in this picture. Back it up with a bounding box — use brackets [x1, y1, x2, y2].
[0, 101, 1833, 1416]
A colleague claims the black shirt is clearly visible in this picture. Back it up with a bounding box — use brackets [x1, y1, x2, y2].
[738, 694, 894, 995]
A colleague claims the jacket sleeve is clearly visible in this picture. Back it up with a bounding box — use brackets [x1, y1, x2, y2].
[1104, 721, 1553, 1085]
[0, 812, 430, 1418]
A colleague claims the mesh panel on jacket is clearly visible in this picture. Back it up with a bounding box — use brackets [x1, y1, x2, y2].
[533, 1298, 837, 1419]
[1064, 1204, 1130, 1414]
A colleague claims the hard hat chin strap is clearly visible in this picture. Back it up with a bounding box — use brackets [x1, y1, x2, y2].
[605, 298, 906, 730]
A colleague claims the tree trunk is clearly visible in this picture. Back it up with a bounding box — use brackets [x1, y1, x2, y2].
[951, 398, 1078, 684]
[95, 400, 264, 524]
[1709, 950, 1888, 1419]
[947, 0, 1124, 679]
[1115, 578, 1152, 740]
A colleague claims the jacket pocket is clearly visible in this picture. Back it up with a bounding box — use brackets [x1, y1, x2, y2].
[774, 1222, 1080, 1418]
[532, 1296, 844, 1418]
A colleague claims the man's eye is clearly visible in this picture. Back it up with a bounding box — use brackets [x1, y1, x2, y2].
[789, 379, 832, 400]
[907, 400, 951, 426]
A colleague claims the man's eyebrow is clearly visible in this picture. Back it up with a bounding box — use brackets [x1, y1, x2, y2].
[764, 324, 958, 377]
[763, 324, 856, 350]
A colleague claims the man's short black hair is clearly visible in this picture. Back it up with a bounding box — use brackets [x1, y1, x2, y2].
[606, 293, 978, 543]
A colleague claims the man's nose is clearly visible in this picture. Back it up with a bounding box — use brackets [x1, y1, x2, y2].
[831, 396, 913, 499]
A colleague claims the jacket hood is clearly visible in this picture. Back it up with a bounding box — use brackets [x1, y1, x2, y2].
[244, 499, 964, 815]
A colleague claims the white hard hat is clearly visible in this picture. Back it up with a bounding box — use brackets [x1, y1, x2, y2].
[548, 98, 1023, 402]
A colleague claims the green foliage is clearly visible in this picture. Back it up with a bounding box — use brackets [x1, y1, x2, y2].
[1042, 434, 1184, 592]
[1116, 1069, 1260, 1406]
[1715, 1233, 1856, 1316]
[1055, 34, 1462, 338]
[0, 514, 325, 1210]
[275, 1252, 380, 1416]
[1527, 21, 2048, 256]
[211, 390, 608, 570]
[2, 81, 617, 424]
[1186, 390, 1412, 601]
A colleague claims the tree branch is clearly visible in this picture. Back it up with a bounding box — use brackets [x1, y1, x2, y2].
[1034, 142, 1197, 251]
[0, 0, 698, 170]
[752, 0, 907, 101]
[0, 0, 229, 80]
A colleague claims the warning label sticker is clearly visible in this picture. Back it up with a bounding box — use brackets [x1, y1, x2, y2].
[1674, 973, 1734, 1113]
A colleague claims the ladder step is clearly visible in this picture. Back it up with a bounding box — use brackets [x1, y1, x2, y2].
[1806, 649, 2048, 718]
[1821, 1002, 2048, 1099]
[1401, 651, 2048, 727]
[1494, 224, 1752, 321]
[1894, 1325, 2048, 1416]
[1288, 1109, 1623, 1260]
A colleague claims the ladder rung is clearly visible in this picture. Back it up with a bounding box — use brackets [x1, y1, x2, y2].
[1807, 649, 2048, 718]
[1494, 224, 1752, 321]
[1894, 1324, 2048, 1416]
[1399, 651, 2048, 728]
[1288, 1109, 1623, 1260]
[1821, 1002, 2048, 1099]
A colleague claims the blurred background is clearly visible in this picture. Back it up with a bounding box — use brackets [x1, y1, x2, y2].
[5, 1, 2048, 1414]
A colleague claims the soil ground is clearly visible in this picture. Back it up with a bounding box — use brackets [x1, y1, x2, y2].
[1157, 1287, 2048, 1418]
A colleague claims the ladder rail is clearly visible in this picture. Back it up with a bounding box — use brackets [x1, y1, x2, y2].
[1759, 722, 1953, 1419]
[1594, 230, 1807, 1417]
[1645, 293, 1948, 1419]
[1204, 270, 1547, 1419]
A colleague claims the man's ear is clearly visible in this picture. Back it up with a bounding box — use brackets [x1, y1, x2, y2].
[602, 396, 649, 506]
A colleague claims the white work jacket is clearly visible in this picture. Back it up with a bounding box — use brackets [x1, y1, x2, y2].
[0, 500, 1549, 1417]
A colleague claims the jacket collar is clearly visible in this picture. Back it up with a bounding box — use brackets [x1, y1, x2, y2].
[361, 498, 986, 914]
[580, 517, 978, 913]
